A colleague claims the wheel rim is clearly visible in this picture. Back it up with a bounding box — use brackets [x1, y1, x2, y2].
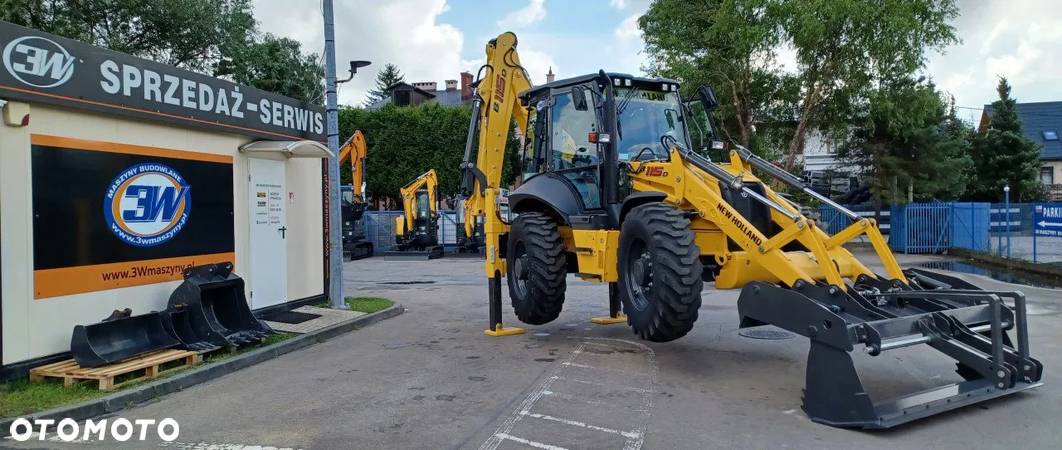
[512, 243, 530, 298]
[625, 239, 653, 311]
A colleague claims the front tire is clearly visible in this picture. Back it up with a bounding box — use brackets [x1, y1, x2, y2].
[506, 212, 567, 325]
[619, 203, 703, 342]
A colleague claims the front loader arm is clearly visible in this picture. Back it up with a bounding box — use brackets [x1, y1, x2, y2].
[459, 32, 532, 270]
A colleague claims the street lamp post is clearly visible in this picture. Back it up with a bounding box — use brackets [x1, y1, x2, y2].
[322, 0, 345, 309]
[1004, 184, 1011, 259]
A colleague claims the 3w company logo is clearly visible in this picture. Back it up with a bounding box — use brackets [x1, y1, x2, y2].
[2, 35, 76, 88]
[104, 163, 192, 247]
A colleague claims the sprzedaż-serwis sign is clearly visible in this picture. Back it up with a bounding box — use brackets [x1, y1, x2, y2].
[0, 20, 325, 141]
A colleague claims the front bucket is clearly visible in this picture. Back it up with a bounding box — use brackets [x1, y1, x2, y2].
[71, 310, 181, 368]
[737, 270, 1043, 429]
[166, 262, 272, 347]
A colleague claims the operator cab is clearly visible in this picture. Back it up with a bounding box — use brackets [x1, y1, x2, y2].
[512, 72, 717, 226]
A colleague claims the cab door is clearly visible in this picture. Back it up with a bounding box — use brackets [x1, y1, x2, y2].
[547, 87, 603, 210]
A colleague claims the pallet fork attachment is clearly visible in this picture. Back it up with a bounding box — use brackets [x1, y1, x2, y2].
[737, 269, 1042, 428]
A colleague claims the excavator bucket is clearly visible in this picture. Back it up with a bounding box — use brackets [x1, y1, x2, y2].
[70, 309, 181, 368]
[166, 262, 272, 348]
[160, 305, 222, 352]
[737, 268, 1042, 428]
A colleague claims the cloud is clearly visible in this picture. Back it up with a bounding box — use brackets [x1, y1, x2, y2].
[609, 0, 627, 9]
[496, 0, 547, 30]
[252, 0, 468, 106]
[928, 0, 1062, 117]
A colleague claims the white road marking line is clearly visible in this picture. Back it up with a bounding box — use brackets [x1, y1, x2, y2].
[495, 433, 569, 450]
[478, 343, 586, 450]
[520, 411, 641, 439]
[562, 361, 653, 378]
[583, 338, 658, 450]
[481, 338, 657, 450]
[550, 375, 652, 393]
[540, 389, 649, 410]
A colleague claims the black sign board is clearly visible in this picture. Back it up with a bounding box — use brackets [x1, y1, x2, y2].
[0, 21, 325, 141]
[30, 135, 236, 299]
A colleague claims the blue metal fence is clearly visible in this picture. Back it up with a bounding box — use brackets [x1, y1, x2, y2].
[363, 210, 462, 253]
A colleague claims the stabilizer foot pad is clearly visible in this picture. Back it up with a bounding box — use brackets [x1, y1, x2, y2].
[591, 314, 627, 325]
[484, 326, 526, 337]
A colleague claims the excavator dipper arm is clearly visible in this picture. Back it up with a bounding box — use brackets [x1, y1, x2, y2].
[459, 32, 532, 335]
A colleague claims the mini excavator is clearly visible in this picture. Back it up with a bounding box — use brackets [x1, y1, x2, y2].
[393, 169, 442, 257]
[457, 32, 1043, 429]
[339, 130, 373, 260]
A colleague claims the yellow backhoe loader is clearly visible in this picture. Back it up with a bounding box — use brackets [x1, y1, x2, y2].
[458, 32, 1043, 429]
[393, 169, 442, 258]
[339, 130, 373, 260]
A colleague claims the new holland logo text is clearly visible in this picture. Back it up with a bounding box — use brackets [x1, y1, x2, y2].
[3, 35, 76, 88]
[104, 163, 191, 247]
[716, 203, 764, 246]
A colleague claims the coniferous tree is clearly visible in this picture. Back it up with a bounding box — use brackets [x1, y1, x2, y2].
[968, 78, 1045, 202]
[365, 63, 405, 106]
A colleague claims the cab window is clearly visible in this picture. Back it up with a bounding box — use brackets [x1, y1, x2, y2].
[550, 89, 599, 171]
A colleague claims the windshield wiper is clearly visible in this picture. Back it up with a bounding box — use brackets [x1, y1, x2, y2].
[617, 88, 639, 115]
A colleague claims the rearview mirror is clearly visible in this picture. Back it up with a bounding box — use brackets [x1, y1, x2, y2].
[697, 85, 718, 110]
[571, 86, 588, 111]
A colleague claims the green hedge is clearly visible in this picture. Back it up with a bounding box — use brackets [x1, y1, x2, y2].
[338, 103, 520, 205]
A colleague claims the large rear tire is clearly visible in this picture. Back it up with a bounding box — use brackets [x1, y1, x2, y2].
[619, 203, 703, 342]
[506, 212, 567, 325]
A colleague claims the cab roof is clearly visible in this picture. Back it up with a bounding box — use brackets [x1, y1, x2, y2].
[520, 72, 681, 100]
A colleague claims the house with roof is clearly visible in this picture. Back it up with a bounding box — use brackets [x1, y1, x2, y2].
[367, 72, 475, 110]
[980, 101, 1062, 200]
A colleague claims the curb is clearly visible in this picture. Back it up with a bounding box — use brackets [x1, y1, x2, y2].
[0, 304, 404, 436]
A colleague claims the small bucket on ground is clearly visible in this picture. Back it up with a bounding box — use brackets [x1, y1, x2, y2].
[70, 309, 181, 368]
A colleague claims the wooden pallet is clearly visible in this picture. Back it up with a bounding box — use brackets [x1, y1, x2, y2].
[29, 349, 201, 391]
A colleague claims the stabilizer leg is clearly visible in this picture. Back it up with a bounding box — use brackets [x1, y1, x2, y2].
[591, 282, 627, 325]
[484, 272, 524, 337]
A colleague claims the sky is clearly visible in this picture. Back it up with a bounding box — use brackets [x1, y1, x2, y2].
[251, 0, 1062, 121]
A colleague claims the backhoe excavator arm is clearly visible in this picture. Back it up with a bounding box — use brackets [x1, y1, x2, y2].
[459, 32, 532, 274]
[338, 130, 368, 203]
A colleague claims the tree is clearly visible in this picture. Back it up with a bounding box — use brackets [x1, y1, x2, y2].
[640, 0, 789, 153]
[216, 34, 324, 103]
[638, 0, 961, 169]
[4, 0, 256, 73]
[338, 103, 521, 208]
[968, 78, 1045, 202]
[2, 0, 323, 103]
[777, 0, 960, 171]
[365, 63, 405, 106]
[840, 79, 972, 212]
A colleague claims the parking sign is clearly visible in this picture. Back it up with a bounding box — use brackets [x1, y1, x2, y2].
[1034, 203, 1062, 237]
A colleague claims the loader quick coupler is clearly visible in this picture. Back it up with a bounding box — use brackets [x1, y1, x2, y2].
[737, 269, 1042, 428]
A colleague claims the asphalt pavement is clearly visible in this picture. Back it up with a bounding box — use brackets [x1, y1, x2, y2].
[6, 250, 1062, 449]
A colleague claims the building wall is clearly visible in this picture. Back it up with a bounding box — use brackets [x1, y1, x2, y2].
[0, 102, 324, 364]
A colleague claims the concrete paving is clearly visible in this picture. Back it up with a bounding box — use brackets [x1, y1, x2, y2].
[8, 251, 1062, 449]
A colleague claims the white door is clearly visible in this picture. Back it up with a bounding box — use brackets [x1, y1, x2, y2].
[248, 157, 288, 309]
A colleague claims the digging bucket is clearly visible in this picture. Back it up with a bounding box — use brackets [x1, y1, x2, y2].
[160, 306, 221, 352]
[166, 262, 272, 348]
[70, 309, 181, 368]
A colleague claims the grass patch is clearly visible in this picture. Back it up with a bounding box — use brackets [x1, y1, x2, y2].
[344, 297, 394, 313]
[0, 332, 297, 418]
[0, 378, 104, 418]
